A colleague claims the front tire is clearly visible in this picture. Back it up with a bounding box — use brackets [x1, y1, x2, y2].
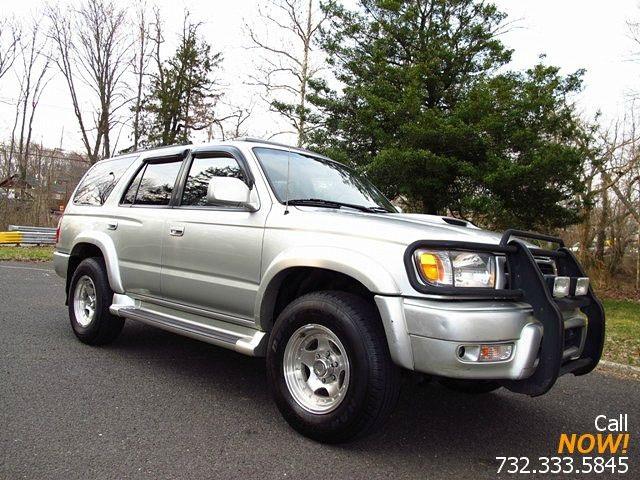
[267, 291, 400, 443]
[68, 257, 124, 345]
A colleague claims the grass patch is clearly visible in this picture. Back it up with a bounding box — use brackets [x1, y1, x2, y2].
[0, 245, 54, 262]
[602, 299, 640, 367]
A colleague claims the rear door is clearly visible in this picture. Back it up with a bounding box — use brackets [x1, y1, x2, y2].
[114, 154, 186, 298]
[160, 147, 268, 323]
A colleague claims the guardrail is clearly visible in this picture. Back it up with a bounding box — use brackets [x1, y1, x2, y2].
[0, 225, 56, 245]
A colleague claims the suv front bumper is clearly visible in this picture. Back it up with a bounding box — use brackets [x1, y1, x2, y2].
[379, 231, 605, 397]
[376, 296, 587, 381]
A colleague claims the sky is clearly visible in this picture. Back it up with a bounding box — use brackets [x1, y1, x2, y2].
[1, 0, 639, 154]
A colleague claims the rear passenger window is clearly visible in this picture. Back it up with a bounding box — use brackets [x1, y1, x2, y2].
[181, 155, 246, 206]
[121, 165, 145, 205]
[121, 160, 182, 206]
[73, 156, 135, 206]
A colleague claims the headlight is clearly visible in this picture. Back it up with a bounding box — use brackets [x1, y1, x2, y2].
[414, 249, 496, 288]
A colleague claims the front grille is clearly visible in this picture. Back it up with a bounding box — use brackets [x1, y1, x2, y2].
[496, 255, 557, 289]
[564, 327, 582, 351]
[535, 257, 557, 276]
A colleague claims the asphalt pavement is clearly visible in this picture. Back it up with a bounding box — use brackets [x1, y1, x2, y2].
[1, 261, 638, 479]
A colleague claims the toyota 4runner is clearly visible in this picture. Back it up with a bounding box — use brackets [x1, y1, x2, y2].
[54, 138, 605, 443]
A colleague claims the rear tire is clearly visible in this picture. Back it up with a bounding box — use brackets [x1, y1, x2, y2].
[267, 291, 400, 443]
[439, 378, 501, 394]
[68, 257, 124, 345]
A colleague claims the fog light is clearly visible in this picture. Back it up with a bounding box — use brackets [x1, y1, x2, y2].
[575, 277, 590, 296]
[478, 343, 513, 362]
[553, 276, 571, 298]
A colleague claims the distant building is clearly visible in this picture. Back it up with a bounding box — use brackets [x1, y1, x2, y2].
[0, 174, 36, 199]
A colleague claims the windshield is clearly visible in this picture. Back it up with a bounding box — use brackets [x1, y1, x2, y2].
[253, 147, 396, 212]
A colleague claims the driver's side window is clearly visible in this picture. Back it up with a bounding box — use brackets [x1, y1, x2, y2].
[181, 155, 246, 206]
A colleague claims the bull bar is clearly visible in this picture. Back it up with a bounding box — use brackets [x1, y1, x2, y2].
[403, 229, 606, 397]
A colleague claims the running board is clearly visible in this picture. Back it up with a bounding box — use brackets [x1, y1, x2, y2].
[114, 307, 267, 357]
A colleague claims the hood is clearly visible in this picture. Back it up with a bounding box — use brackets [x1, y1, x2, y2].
[291, 207, 505, 246]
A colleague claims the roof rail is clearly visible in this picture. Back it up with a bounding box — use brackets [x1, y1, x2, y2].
[236, 137, 328, 159]
[111, 143, 193, 159]
[113, 138, 325, 161]
[236, 137, 297, 148]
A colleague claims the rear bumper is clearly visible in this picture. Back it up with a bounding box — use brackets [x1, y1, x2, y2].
[53, 251, 70, 279]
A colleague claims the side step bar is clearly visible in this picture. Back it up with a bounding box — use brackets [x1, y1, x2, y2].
[114, 307, 268, 357]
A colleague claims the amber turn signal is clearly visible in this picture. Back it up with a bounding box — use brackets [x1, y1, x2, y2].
[419, 252, 444, 283]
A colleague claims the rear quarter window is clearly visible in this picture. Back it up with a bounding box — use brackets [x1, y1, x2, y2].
[73, 156, 137, 206]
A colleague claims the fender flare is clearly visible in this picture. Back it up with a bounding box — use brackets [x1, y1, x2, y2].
[255, 246, 400, 330]
[71, 232, 124, 294]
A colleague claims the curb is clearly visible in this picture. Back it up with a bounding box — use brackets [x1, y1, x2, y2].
[599, 360, 640, 373]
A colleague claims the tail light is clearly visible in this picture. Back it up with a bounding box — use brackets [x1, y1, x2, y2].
[55, 216, 63, 244]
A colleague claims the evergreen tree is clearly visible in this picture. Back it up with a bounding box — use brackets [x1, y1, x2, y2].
[140, 17, 222, 146]
[309, 0, 590, 230]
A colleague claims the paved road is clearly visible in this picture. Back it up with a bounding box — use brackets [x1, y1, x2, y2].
[1, 261, 638, 480]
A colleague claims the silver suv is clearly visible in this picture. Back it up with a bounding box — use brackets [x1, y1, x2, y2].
[54, 138, 605, 443]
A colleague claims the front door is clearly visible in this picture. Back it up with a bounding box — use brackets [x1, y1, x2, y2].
[160, 150, 268, 323]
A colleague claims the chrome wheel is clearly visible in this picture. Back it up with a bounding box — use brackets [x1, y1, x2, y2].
[283, 324, 350, 414]
[73, 275, 97, 327]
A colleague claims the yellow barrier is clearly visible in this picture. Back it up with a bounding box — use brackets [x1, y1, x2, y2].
[0, 231, 23, 244]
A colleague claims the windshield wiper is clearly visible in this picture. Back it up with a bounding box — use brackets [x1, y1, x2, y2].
[287, 198, 389, 213]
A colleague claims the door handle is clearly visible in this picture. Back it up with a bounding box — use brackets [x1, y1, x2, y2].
[169, 225, 185, 236]
[107, 221, 118, 230]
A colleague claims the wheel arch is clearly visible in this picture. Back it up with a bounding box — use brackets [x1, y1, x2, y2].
[255, 247, 400, 332]
[67, 232, 124, 295]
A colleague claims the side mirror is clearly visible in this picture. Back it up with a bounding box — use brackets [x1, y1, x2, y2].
[206, 177, 258, 211]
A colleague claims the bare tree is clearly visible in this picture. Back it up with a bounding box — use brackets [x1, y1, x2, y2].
[575, 118, 639, 258]
[0, 17, 20, 82]
[210, 100, 256, 141]
[46, 0, 131, 163]
[594, 120, 640, 226]
[150, 6, 165, 102]
[573, 115, 640, 289]
[246, 0, 328, 146]
[10, 19, 52, 196]
[130, 3, 154, 151]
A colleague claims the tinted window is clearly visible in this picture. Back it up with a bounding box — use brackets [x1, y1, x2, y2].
[182, 156, 246, 206]
[121, 165, 145, 205]
[122, 160, 182, 206]
[73, 156, 135, 206]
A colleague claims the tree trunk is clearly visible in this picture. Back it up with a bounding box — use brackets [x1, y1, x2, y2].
[423, 197, 438, 215]
[578, 204, 592, 264]
[297, 0, 313, 147]
[594, 190, 609, 261]
[600, 168, 640, 225]
[636, 231, 640, 290]
[133, 10, 147, 151]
